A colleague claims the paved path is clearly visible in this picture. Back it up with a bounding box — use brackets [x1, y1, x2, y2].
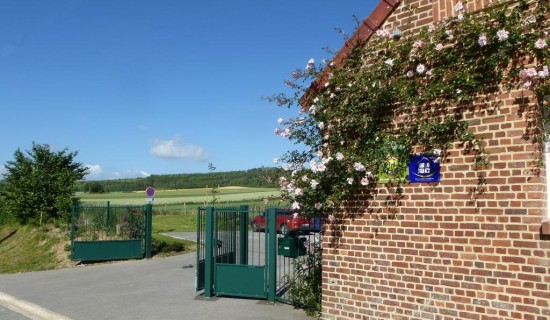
[0, 253, 311, 320]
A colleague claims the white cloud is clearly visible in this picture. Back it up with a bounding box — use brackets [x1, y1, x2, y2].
[112, 170, 151, 179]
[84, 168, 150, 181]
[149, 136, 208, 161]
[140, 170, 150, 177]
[86, 164, 102, 176]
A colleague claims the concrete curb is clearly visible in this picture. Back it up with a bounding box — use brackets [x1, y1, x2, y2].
[0, 292, 72, 320]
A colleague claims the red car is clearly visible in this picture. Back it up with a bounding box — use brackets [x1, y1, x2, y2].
[250, 209, 320, 235]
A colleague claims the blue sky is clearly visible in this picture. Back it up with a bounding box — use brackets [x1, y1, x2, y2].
[0, 0, 377, 180]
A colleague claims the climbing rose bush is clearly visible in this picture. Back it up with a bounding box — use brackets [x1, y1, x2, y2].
[270, 0, 550, 221]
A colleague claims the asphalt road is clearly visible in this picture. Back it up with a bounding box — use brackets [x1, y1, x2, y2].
[0, 252, 311, 320]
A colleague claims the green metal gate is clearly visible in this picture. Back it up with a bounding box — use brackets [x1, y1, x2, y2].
[196, 205, 266, 298]
[70, 202, 153, 261]
[196, 206, 318, 302]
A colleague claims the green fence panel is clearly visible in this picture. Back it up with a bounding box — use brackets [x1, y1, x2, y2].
[72, 240, 143, 261]
[71, 202, 151, 261]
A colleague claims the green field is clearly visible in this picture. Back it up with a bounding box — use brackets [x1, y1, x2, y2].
[77, 186, 285, 214]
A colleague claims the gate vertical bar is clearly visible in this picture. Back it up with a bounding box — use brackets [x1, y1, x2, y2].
[204, 207, 214, 298]
[145, 203, 153, 259]
[70, 201, 77, 258]
[239, 205, 249, 265]
[267, 208, 277, 302]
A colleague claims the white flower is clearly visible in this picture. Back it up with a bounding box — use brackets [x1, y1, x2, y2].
[385, 58, 394, 66]
[496, 29, 509, 42]
[523, 81, 532, 89]
[324, 82, 329, 88]
[336, 152, 344, 161]
[360, 176, 370, 186]
[353, 162, 366, 171]
[314, 203, 322, 210]
[302, 175, 309, 182]
[309, 105, 317, 115]
[435, 43, 444, 51]
[328, 214, 335, 222]
[539, 66, 549, 79]
[457, 13, 464, 21]
[456, 89, 462, 94]
[406, 70, 414, 78]
[273, 157, 280, 163]
[313, 97, 319, 103]
[305, 58, 315, 70]
[426, 69, 433, 76]
[478, 33, 488, 47]
[310, 180, 319, 189]
[454, 1, 464, 13]
[329, 93, 336, 99]
[535, 39, 547, 49]
[310, 159, 326, 173]
[346, 178, 354, 185]
[277, 117, 284, 124]
[293, 212, 299, 219]
[318, 122, 325, 130]
[291, 201, 300, 210]
[416, 64, 426, 74]
[376, 29, 391, 38]
[520, 67, 538, 80]
[286, 182, 296, 193]
[428, 24, 436, 32]
[412, 40, 423, 49]
[524, 15, 536, 25]
[294, 188, 303, 196]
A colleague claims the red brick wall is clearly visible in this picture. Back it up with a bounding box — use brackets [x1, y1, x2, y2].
[321, 1, 550, 319]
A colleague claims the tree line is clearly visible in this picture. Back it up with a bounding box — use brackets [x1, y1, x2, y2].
[76, 167, 283, 193]
[0, 142, 283, 226]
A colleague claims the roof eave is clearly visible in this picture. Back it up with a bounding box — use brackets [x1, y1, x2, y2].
[303, 0, 401, 105]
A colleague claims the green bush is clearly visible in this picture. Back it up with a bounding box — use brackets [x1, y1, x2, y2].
[286, 248, 323, 317]
[151, 235, 185, 256]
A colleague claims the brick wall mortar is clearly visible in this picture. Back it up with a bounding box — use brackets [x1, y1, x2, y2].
[321, 0, 550, 319]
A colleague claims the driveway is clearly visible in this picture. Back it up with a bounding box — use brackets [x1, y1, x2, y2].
[0, 252, 311, 320]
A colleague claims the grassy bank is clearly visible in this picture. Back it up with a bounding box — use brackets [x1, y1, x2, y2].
[0, 214, 198, 274]
[0, 225, 71, 273]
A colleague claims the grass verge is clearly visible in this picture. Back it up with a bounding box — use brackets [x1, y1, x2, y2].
[0, 225, 73, 273]
[0, 213, 198, 274]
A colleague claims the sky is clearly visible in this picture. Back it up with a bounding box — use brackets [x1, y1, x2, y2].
[0, 0, 378, 180]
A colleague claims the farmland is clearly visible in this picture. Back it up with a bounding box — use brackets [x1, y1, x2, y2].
[77, 186, 285, 214]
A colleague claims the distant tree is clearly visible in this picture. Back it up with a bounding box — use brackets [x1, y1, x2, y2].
[207, 163, 218, 204]
[1, 143, 88, 225]
[86, 181, 104, 193]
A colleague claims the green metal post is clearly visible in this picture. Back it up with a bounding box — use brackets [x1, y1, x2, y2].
[204, 207, 214, 298]
[106, 201, 111, 235]
[145, 204, 153, 259]
[239, 205, 249, 265]
[267, 208, 277, 302]
[70, 201, 77, 257]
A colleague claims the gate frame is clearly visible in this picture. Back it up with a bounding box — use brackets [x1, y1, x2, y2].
[199, 207, 280, 302]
